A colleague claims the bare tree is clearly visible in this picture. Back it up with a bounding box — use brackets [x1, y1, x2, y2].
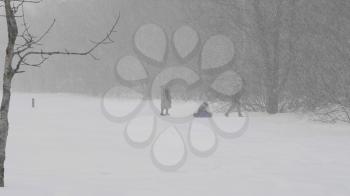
[0, 0, 119, 186]
[213, 0, 287, 114]
[188, 0, 350, 116]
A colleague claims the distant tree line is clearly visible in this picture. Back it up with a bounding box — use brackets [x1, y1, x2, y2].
[183, 0, 350, 121]
[9, 0, 350, 121]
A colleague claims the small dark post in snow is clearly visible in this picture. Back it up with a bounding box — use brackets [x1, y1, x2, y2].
[32, 98, 35, 108]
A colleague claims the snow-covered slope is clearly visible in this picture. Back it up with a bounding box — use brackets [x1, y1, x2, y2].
[0, 93, 349, 195]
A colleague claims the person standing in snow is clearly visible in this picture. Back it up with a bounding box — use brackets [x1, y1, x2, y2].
[225, 77, 246, 117]
[160, 85, 172, 116]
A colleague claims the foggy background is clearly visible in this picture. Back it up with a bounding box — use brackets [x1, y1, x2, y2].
[1, 0, 349, 120]
[1, 0, 243, 94]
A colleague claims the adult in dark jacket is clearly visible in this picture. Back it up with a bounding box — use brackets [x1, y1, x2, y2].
[160, 85, 171, 116]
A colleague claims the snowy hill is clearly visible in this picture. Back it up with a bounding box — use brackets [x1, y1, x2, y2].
[1, 93, 349, 195]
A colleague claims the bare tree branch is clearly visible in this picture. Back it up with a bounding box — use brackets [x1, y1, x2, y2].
[13, 10, 120, 74]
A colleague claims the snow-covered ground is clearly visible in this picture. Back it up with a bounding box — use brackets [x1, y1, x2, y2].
[1, 93, 350, 196]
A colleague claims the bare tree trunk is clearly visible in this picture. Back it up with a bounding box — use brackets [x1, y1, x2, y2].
[0, 0, 18, 187]
[0, 75, 13, 187]
[251, 0, 280, 114]
[266, 2, 282, 114]
[266, 35, 280, 114]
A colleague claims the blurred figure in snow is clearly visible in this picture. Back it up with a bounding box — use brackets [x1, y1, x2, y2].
[194, 102, 212, 118]
[225, 77, 246, 117]
[160, 85, 171, 116]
